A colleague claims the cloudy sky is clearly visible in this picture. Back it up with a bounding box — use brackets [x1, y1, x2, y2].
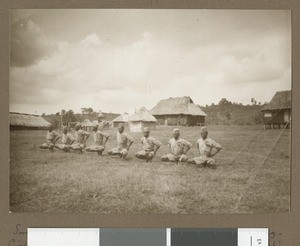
[9, 9, 291, 115]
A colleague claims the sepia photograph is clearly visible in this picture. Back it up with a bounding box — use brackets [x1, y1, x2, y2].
[9, 9, 291, 214]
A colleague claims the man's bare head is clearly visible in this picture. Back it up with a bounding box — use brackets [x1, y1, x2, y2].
[173, 128, 180, 140]
[118, 123, 125, 133]
[75, 123, 81, 131]
[92, 124, 98, 132]
[143, 127, 150, 137]
[200, 126, 208, 139]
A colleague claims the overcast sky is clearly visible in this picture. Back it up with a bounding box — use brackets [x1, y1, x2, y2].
[9, 9, 291, 115]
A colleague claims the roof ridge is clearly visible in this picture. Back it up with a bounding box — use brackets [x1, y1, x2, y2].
[261, 90, 292, 111]
[10, 112, 39, 117]
[151, 97, 206, 116]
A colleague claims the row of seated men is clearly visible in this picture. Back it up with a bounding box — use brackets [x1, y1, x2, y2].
[39, 123, 222, 166]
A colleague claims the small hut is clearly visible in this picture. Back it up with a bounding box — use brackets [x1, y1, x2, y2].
[10, 112, 51, 130]
[261, 90, 292, 129]
[112, 113, 130, 128]
[129, 107, 157, 132]
[150, 96, 207, 126]
[81, 119, 94, 132]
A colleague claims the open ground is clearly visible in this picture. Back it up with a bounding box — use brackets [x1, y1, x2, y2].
[10, 125, 290, 214]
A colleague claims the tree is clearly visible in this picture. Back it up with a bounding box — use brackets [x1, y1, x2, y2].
[251, 98, 257, 105]
[61, 109, 66, 115]
[253, 111, 264, 124]
[63, 110, 76, 125]
[87, 107, 94, 114]
[218, 98, 232, 106]
[55, 112, 60, 116]
[81, 108, 87, 114]
[41, 113, 46, 116]
[225, 111, 231, 120]
[51, 119, 60, 129]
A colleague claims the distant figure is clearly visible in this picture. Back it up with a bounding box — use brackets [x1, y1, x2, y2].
[85, 125, 109, 156]
[55, 126, 75, 152]
[108, 123, 134, 159]
[39, 125, 60, 151]
[135, 127, 161, 162]
[98, 120, 105, 131]
[161, 128, 192, 163]
[71, 123, 90, 153]
[97, 114, 105, 130]
[188, 127, 222, 167]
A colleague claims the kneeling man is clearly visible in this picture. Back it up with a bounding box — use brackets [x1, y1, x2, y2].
[188, 127, 222, 166]
[135, 127, 161, 162]
[161, 128, 192, 163]
[55, 126, 75, 152]
[108, 123, 134, 159]
[39, 125, 60, 151]
[85, 125, 109, 155]
[71, 123, 90, 153]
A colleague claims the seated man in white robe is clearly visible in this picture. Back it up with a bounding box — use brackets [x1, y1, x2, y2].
[85, 125, 109, 156]
[70, 123, 90, 154]
[39, 125, 60, 151]
[108, 123, 134, 159]
[55, 126, 75, 152]
[188, 127, 222, 167]
[135, 127, 161, 162]
[161, 128, 192, 163]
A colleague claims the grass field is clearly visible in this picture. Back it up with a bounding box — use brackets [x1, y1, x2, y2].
[10, 125, 290, 214]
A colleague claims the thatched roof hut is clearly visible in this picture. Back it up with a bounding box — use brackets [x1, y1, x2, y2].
[261, 90, 291, 129]
[129, 107, 157, 132]
[262, 90, 291, 111]
[150, 96, 206, 126]
[10, 112, 51, 130]
[112, 113, 130, 128]
[129, 107, 157, 122]
[81, 119, 94, 131]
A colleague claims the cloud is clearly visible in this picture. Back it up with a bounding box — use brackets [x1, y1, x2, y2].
[10, 18, 57, 67]
[80, 33, 102, 45]
[9, 10, 291, 115]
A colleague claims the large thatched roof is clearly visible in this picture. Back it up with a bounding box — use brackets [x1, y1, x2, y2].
[262, 90, 292, 111]
[10, 112, 51, 128]
[151, 96, 207, 116]
[112, 113, 129, 122]
[129, 107, 157, 122]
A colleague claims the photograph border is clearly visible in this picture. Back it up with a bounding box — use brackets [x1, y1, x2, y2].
[1, 1, 299, 246]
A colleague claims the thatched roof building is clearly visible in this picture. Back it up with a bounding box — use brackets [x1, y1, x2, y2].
[262, 90, 291, 111]
[10, 112, 51, 130]
[112, 113, 130, 128]
[81, 119, 94, 131]
[261, 90, 291, 129]
[151, 96, 207, 126]
[129, 107, 157, 122]
[129, 107, 157, 132]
